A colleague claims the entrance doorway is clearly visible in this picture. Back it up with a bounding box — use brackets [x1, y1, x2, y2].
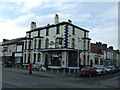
[45, 54, 48, 68]
[90, 60, 93, 67]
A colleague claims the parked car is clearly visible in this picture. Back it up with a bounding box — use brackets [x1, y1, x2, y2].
[80, 67, 97, 77]
[94, 66, 107, 75]
[106, 66, 116, 73]
[114, 66, 119, 73]
[4, 61, 12, 67]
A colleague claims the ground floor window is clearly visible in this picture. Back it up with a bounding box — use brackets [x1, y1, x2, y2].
[33, 53, 36, 64]
[95, 57, 99, 65]
[49, 52, 61, 66]
[68, 51, 78, 67]
[100, 58, 103, 65]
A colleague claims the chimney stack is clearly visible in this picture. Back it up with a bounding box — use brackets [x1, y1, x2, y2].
[96, 42, 102, 47]
[54, 14, 59, 24]
[30, 21, 37, 30]
[102, 44, 107, 48]
[109, 46, 113, 50]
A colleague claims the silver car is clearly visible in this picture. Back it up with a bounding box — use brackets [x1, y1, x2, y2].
[94, 66, 107, 75]
[106, 66, 116, 73]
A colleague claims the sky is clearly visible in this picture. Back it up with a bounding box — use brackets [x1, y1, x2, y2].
[0, 0, 119, 50]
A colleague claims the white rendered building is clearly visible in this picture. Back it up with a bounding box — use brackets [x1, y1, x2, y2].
[23, 14, 91, 70]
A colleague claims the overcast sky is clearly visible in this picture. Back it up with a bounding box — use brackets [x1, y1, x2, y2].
[0, 0, 119, 50]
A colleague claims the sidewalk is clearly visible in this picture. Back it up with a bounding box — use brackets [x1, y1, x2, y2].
[2, 66, 78, 78]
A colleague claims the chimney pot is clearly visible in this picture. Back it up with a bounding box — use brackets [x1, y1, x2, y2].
[30, 21, 37, 30]
[54, 14, 59, 24]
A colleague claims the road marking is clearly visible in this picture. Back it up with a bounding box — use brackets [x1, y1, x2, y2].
[3, 81, 22, 87]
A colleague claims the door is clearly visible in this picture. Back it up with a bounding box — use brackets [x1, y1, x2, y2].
[90, 60, 93, 67]
[45, 54, 48, 68]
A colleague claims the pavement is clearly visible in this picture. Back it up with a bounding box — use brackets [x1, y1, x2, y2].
[2, 66, 120, 89]
[2, 66, 78, 78]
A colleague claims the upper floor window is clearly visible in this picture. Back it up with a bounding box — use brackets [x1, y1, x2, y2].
[46, 28, 49, 36]
[56, 25, 60, 34]
[29, 33, 31, 38]
[37, 53, 40, 62]
[55, 38, 63, 48]
[38, 39, 41, 49]
[55, 38, 59, 48]
[45, 38, 49, 48]
[28, 40, 31, 49]
[72, 26, 75, 35]
[34, 39, 37, 49]
[84, 32, 86, 38]
[25, 41, 27, 49]
[71, 38, 75, 48]
[83, 40, 86, 50]
[87, 40, 90, 51]
[38, 30, 40, 37]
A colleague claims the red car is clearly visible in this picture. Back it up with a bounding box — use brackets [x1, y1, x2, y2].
[80, 67, 97, 77]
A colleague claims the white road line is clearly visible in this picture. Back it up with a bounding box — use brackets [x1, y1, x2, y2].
[3, 81, 22, 87]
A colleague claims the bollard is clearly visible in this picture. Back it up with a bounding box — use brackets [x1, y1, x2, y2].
[63, 69, 65, 75]
[29, 63, 32, 74]
[69, 69, 71, 74]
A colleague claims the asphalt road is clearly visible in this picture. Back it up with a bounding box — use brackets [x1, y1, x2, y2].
[2, 69, 120, 88]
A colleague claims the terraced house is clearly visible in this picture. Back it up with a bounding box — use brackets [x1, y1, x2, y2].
[23, 14, 91, 70]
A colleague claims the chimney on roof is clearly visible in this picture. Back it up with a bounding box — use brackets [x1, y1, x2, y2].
[54, 14, 59, 24]
[96, 42, 102, 47]
[30, 21, 37, 30]
[3, 39, 9, 42]
[116, 50, 119, 52]
[68, 19, 72, 24]
[109, 46, 113, 50]
[102, 44, 107, 48]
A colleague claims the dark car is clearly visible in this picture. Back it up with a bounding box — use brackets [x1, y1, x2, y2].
[5, 61, 12, 67]
[80, 67, 97, 77]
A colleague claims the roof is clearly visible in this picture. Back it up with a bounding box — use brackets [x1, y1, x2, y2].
[26, 22, 89, 33]
[2, 37, 26, 45]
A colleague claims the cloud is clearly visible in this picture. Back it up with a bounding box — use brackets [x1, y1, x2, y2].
[0, 21, 26, 42]
[0, 1, 118, 50]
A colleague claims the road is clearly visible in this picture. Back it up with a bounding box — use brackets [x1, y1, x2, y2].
[2, 69, 120, 88]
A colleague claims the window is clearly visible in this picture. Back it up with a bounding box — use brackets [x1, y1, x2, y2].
[83, 54, 86, 66]
[24, 54, 26, 63]
[55, 38, 59, 48]
[56, 25, 60, 34]
[59, 38, 63, 45]
[33, 53, 36, 64]
[46, 28, 49, 36]
[38, 39, 41, 49]
[34, 39, 37, 49]
[72, 26, 75, 35]
[38, 30, 40, 36]
[100, 58, 103, 65]
[71, 38, 75, 48]
[28, 53, 30, 63]
[84, 32, 86, 38]
[88, 40, 90, 50]
[28, 40, 31, 49]
[29, 33, 31, 38]
[37, 53, 40, 62]
[95, 57, 99, 65]
[45, 38, 49, 48]
[83, 40, 86, 50]
[87, 55, 89, 65]
[25, 41, 27, 49]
